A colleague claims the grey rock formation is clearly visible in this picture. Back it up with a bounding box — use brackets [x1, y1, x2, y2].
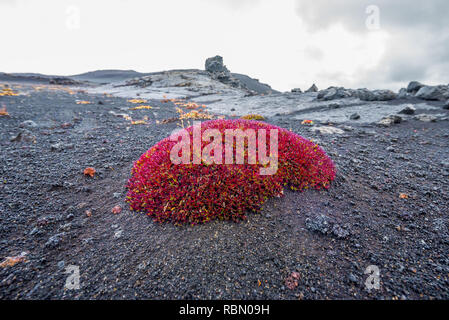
[305, 84, 318, 93]
[317, 87, 352, 100]
[205, 55, 229, 73]
[407, 81, 425, 93]
[356, 89, 397, 101]
[415, 85, 449, 101]
[398, 88, 412, 99]
[317, 87, 396, 101]
[378, 115, 402, 126]
[204, 56, 241, 89]
[398, 105, 416, 115]
[291, 88, 302, 93]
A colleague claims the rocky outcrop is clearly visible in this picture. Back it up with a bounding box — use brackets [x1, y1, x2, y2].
[398, 105, 416, 115]
[205, 55, 241, 89]
[291, 88, 302, 93]
[415, 85, 449, 101]
[398, 88, 412, 99]
[305, 84, 318, 93]
[317, 87, 352, 100]
[407, 81, 425, 93]
[355, 89, 397, 101]
[378, 115, 402, 126]
[317, 87, 396, 101]
[205, 55, 229, 73]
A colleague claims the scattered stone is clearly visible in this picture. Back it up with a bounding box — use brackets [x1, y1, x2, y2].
[51, 142, 74, 152]
[112, 205, 122, 214]
[285, 272, 300, 290]
[59, 223, 72, 232]
[19, 120, 37, 129]
[348, 273, 359, 284]
[349, 113, 360, 120]
[45, 233, 65, 248]
[57, 260, 65, 269]
[60, 122, 73, 129]
[378, 115, 402, 127]
[29, 227, 40, 236]
[76, 202, 88, 210]
[398, 105, 416, 115]
[328, 103, 341, 109]
[332, 224, 350, 239]
[10, 129, 37, 143]
[414, 114, 437, 122]
[305, 215, 331, 235]
[310, 126, 344, 135]
[114, 228, 123, 239]
[113, 192, 121, 199]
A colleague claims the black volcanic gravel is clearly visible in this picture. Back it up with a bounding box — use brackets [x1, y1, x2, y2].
[0, 83, 449, 300]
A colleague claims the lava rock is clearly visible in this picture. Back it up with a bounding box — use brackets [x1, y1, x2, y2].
[414, 114, 437, 122]
[19, 120, 38, 129]
[348, 273, 359, 284]
[10, 129, 37, 143]
[398, 105, 416, 115]
[407, 81, 425, 93]
[317, 87, 352, 101]
[205, 55, 229, 73]
[332, 224, 350, 239]
[305, 215, 331, 235]
[356, 89, 397, 101]
[398, 88, 412, 99]
[305, 84, 318, 93]
[45, 233, 65, 248]
[378, 115, 402, 126]
[415, 85, 449, 101]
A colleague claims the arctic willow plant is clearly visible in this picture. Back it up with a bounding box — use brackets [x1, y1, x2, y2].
[126, 119, 336, 225]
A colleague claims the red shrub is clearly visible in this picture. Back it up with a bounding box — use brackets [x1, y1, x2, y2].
[126, 119, 336, 225]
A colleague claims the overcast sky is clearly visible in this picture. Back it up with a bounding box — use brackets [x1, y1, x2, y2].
[0, 0, 447, 91]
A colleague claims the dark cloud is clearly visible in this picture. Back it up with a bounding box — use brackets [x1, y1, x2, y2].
[295, 0, 449, 87]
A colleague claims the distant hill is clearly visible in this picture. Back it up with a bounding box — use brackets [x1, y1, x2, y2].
[1, 69, 279, 94]
[69, 70, 149, 83]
